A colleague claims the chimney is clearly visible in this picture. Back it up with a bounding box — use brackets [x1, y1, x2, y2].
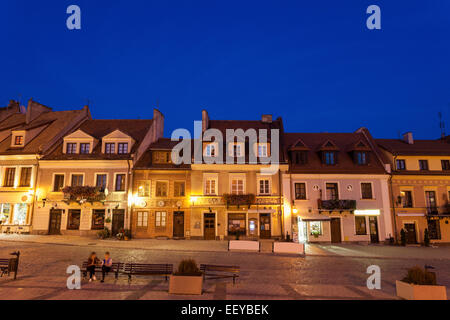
[26, 99, 52, 124]
[202, 109, 209, 132]
[7, 100, 20, 109]
[402, 132, 414, 144]
[261, 114, 272, 123]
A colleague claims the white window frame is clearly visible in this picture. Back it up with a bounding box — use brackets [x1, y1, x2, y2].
[137, 211, 148, 227]
[155, 211, 167, 227]
[257, 176, 271, 195]
[230, 173, 246, 195]
[203, 173, 218, 195]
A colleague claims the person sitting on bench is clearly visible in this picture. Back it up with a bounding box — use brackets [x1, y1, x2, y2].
[101, 252, 113, 283]
[87, 252, 100, 282]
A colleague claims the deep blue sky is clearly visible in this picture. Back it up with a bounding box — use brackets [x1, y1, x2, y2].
[1, 1, 449, 139]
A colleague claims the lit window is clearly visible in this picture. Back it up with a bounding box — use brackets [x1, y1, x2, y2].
[118, 143, 128, 154]
[80, 143, 90, 154]
[137, 181, 150, 197]
[174, 181, 185, 197]
[13, 203, 28, 225]
[155, 211, 167, 227]
[205, 178, 216, 195]
[66, 143, 77, 154]
[3, 168, 16, 187]
[231, 178, 244, 195]
[156, 181, 168, 197]
[0, 204, 11, 224]
[14, 136, 24, 146]
[91, 209, 105, 230]
[19, 167, 32, 187]
[310, 221, 322, 236]
[137, 211, 148, 227]
[259, 179, 270, 195]
[355, 216, 367, 235]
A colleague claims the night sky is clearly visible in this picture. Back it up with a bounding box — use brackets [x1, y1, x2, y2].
[1, 1, 449, 139]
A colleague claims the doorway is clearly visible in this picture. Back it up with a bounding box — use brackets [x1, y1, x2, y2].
[173, 211, 185, 238]
[48, 209, 62, 235]
[204, 213, 215, 240]
[259, 213, 271, 239]
[112, 209, 125, 236]
[330, 218, 341, 243]
[404, 223, 417, 244]
[369, 216, 379, 243]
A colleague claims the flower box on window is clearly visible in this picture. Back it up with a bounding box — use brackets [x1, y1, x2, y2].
[222, 194, 256, 208]
[317, 199, 356, 211]
[62, 186, 106, 204]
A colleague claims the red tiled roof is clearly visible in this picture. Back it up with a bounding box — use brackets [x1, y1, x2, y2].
[376, 139, 450, 156]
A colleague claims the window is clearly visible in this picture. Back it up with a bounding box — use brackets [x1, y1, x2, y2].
[232, 144, 242, 157]
[67, 209, 81, 230]
[419, 160, 429, 171]
[137, 211, 148, 227]
[295, 183, 306, 200]
[156, 181, 168, 197]
[66, 143, 77, 154]
[91, 209, 105, 230]
[79, 143, 90, 154]
[115, 174, 126, 191]
[205, 178, 216, 195]
[309, 221, 322, 236]
[118, 143, 128, 154]
[361, 183, 373, 199]
[155, 211, 167, 227]
[425, 191, 437, 214]
[13, 203, 28, 225]
[257, 144, 268, 157]
[228, 213, 246, 236]
[323, 152, 336, 165]
[205, 144, 216, 157]
[71, 174, 83, 187]
[356, 152, 368, 165]
[153, 151, 171, 163]
[3, 168, 16, 187]
[295, 151, 307, 165]
[427, 219, 441, 240]
[19, 167, 32, 187]
[355, 216, 367, 235]
[137, 181, 150, 197]
[0, 204, 11, 224]
[231, 178, 244, 195]
[96, 174, 107, 191]
[53, 174, 65, 192]
[174, 181, 185, 197]
[400, 191, 413, 208]
[259, 179, 270, 195]
[441, 160, 450, 171]
[326, 183, 339, 200]
[14, 136, 24, 146]
[105, 143, 115, 154]
[396, 159, 406, 170]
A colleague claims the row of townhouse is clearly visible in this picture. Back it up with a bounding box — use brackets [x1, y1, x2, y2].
[0, 99, 449, 244]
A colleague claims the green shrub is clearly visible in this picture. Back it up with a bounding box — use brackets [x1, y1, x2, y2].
[400, 229, 406, 246]
[402, 266, 436, 285]
[97, 227, 110, 239]
[424, 228, 430, 247]
[175, 259, 202, 276]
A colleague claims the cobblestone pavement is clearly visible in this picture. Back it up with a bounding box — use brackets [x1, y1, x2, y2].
[1, 240, 449, 300]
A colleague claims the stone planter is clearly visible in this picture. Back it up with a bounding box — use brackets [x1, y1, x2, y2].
[169, 274, 203, 295]
[396, 280, 447, 300]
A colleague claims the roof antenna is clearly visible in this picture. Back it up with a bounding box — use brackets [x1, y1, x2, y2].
[439, 111, 446, 140]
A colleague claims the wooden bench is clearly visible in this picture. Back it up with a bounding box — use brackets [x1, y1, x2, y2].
[0, 251, 20, 280]
[123, 263, 173, 283]
[200, 264, 240, 284]
[81, 261, 123, 280]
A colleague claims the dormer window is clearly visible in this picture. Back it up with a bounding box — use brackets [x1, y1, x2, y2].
[205, 144, 216, 157]
[323, 151, 337, 165]
[105, 143, 115, 154]
[66, 143, 77, 154]
[257, 143, 268, 157]
[118, 143, 128, 154]
[14, 136, 24, 146]
[294, 151, 308, 165]
[355, 151, 368, 165]
[80, 143, 90, 154]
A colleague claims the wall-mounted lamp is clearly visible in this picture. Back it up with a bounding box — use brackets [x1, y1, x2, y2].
[42, 198, 47, 207]
[190, 196, 198, 206]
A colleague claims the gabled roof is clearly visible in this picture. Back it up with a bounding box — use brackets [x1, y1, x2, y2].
[134, 138, 191, 170]
[285, 132, 387, 174]
[289, 138, 309, 151]
[376, 138, 450, 156]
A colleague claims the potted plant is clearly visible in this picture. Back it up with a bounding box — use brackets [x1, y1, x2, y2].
[169, 259, 203, 295]
[396, 266, 447, 300]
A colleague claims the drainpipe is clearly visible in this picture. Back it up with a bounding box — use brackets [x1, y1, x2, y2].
[389, 156, 398, 243]
[278, 168, 284, 240]
[29, 156, 40, 233]
[127, 159, 133, 231]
